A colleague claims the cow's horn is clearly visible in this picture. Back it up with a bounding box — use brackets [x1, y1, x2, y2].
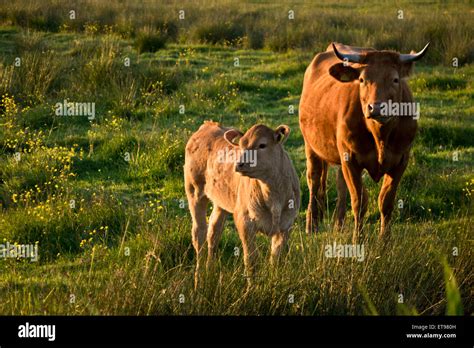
[399, 42, 430, 63]
[332, 43, 362, 63]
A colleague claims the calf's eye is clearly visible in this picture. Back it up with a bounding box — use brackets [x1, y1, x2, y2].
[393, 78, 399, 83]
[359, 78, 364, 83]
[259, 144, 266, 149]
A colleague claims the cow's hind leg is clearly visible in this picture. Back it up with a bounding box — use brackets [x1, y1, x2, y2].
[206, 205, 228, 268]
[305, 144, 327, 234]
[185, 181, 209, 290]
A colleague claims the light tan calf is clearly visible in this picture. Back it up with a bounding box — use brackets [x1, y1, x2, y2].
[184, 121, 300, 287]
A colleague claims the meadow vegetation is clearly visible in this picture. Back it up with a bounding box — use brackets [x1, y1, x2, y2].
[0, 0, 472, 315]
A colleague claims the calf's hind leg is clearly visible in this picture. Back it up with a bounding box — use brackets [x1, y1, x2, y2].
[206, 205, 228, 268]
[185, 182, 209, 289]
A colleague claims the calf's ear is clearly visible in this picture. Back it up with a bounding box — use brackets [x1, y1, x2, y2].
[224, 129, 242, 146]
[329, 63, 360, 82]
[275, 125, 290, 144]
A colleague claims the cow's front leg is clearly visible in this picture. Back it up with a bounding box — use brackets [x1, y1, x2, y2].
[378, 153, 409, 239]
[340, 157, 368, 244]
[334, 166, 348, 230]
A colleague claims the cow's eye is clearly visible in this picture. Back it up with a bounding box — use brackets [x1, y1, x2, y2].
[359, 77, 364, 83]
[259, 144, 266, 149]
[393, 78, 399, 83]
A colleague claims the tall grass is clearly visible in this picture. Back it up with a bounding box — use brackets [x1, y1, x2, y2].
[0, 1, 472, 315]
[0, 0, 472, 63]
[0, 214, 470, 315]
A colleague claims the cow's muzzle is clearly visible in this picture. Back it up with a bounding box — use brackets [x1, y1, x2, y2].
[366, 102, 392, 124]
[235, 162, 245, 171]
[367, 102, 382, 118]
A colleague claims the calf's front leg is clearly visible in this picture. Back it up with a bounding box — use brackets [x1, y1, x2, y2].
[270, 231, 288, 266]
[234, 213, 257, 283]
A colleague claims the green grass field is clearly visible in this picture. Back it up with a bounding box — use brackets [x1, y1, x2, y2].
[0, 0, 472, 315]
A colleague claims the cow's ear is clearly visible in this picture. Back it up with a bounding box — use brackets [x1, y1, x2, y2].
[399, 45, 428, 77]
[329, 63, 360, 82]
[224, 129, 242, 146]
[274, 125, 290, 144]
[400, 53, 415, 77]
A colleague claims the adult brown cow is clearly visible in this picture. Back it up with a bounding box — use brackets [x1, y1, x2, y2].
[299, 42, 429, 241]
